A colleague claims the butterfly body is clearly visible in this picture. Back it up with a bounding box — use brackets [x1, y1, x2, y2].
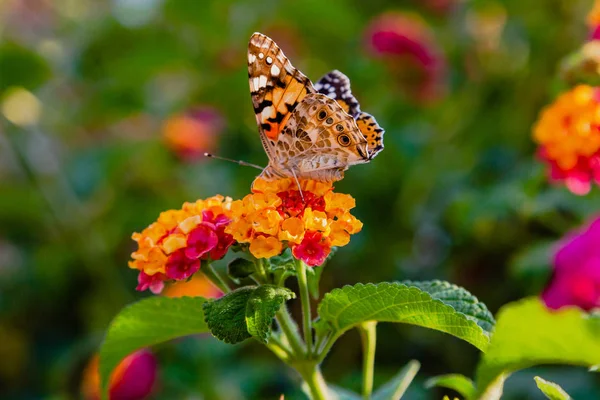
[248, 33, 384, 183]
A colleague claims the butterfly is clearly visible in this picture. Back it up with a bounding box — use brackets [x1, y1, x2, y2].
[248, 32, 384, 183]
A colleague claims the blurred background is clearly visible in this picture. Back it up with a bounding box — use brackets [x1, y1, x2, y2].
[1, 0, 600, 398]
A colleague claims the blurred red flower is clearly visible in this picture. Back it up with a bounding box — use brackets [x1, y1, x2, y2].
[81, 349, 157, 400]
[162, 106, 225, 161]
[542, 216, 600, 311]
[365, 12, 446, 102]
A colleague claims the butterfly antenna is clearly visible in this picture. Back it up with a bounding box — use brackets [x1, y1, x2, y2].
[203, 153, 264, 170]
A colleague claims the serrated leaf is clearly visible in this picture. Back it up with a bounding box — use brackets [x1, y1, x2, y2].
[424, 374, 476, 400]
[372, 360, 420, 400]
[404, 280, 495, 333]
[246, 285, 295, 343]
[99, 296, 209, 398]
[475, 298, 600, 397]
[534, 376, 572, 400]
[203, 287, 255, 344]
[316, 282, 492, 352]
[203, 285, 295, 344]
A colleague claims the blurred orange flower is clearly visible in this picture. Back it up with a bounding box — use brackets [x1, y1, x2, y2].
[163, 106, 224, 161]
[226, 178, 362, 266]
[81, 349, 157, 400]
[129, 196, 234, 293]
[533, 85, 600, 195]
[162, 274, 223, 299]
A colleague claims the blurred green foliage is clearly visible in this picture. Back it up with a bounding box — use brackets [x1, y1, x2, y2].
[1, 0, 600, 398]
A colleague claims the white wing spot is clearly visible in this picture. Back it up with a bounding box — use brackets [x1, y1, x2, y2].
[258, 75, 268, 88]
[248, 53, 256, 63]
[271, 64, 280, 76]
[252, 77, 260, 90]
[258, 52, 264, 59]
[266, 56, 273, 64]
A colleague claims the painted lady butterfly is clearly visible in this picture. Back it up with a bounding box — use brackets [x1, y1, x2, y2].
[248, 32, 384, 182]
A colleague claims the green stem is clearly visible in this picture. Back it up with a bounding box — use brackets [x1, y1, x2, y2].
[295, 259, 314, 355]
[297, 363, 330, 400]
[276, 307, 305, 356]
[202, 262, 231, 294]
[358, 321, 377, 399]
[316, 332, 340, 364]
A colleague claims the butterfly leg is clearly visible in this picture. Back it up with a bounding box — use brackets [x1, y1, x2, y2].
[288, 167, 305, 202]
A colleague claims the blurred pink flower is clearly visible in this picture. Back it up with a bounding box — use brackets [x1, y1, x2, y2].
[365, 12, 446, 102]
[588, 1, 600, 40]
[162, 106, 225, 161]
[542, 216, 600, 311]
[81, 349, 157, 400]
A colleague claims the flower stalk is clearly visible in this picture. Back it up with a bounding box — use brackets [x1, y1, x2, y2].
[296, 259, 314, 355]
[358, 321, 378, 399]
[202, 262, 231, 294]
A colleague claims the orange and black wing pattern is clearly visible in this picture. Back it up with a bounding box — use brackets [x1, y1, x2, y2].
[248, 33, 316, 160]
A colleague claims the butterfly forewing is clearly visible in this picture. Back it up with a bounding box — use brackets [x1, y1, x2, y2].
[248, 32, 315, 160]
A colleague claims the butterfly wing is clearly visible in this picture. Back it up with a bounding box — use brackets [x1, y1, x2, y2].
[267, 93, 369, 181]
[315, 70, 361, 118]
[248, 33, 315, 162]
[356, 112, 385, 159]
[316, 70, 385, 159]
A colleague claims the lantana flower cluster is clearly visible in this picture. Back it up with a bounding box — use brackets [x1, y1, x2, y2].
[533, 85, 600, 195]
[129, 196, 234, 293]
[225, 178, 363, 266]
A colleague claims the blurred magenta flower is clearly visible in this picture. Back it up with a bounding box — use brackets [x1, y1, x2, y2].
[162, 106, 225, 161]
[533, 85, 600, 195]
[588, 0, 600, 40]
[542, 216, 600, 311]
[81, 349, 157, 400]
[365, 12, 446, 102]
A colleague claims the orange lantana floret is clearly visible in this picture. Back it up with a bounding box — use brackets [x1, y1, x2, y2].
[533, 85, 600, 195]
[129, 196, 235, 293]
[225, 178, 363, 266]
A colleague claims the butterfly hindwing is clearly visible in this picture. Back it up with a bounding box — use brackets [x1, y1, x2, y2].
[356, 112, 385, 159]
[270, 93, 369, 181]
[315, 70, 361, 118]
[248, 32, 315, 161]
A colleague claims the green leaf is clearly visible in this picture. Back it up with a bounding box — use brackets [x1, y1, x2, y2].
[245, 285, 296, 343]
[534, 376, 572, 400]
[475, 298, 600, 397]
[99, 296, 209, 398]
[372, 360, 420, 400]
[404, 280, 495, 333]
[203, 285, 295, 344]
[203, 287, 255, 344]
[424, 374, 476, 400]
[327, 385, 362, 400]
[315, 282, 492, 352]
[227, 258, 256, 282]
[268, 248, 296, 271]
